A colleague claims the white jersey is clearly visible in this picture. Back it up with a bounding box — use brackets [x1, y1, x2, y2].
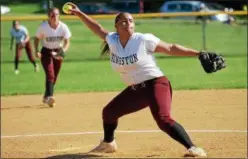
[36, 21, 71, 49]
[10, 25, 28, 44]
[106, 32, 164, 86]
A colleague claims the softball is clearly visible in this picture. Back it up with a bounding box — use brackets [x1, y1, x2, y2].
[62, 3, 72, 14]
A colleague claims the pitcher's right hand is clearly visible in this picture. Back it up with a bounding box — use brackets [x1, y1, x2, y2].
[67, 2, 81, 15]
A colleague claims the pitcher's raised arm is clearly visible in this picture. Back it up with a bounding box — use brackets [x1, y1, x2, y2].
[67, 2, 109, 40]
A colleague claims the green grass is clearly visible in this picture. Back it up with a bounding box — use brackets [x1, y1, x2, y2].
[5, 3, 42, 15]
[1, 18, 247, 95]
[1, 56, 246, 96]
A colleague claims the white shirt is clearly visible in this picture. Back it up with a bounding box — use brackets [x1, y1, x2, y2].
[106, 32, 164, 86]
[36, 21, 71, 49]
[10, 25, 28, 44]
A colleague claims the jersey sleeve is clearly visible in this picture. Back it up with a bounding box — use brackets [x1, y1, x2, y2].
[144, 33, 160, 52]
[22, 26, 29, 35]
[63, 24, 71, 39]
[35, 25, 43, 39]
[105, 32, 116, 45]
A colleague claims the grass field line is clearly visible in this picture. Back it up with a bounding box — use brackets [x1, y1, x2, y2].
[2, 129, 247, 139]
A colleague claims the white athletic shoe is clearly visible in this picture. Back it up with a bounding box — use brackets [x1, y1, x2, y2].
[14, 70, 20, 75]
[90, 139, 117, 153]
[184, 146, 207, 157]
[43, 96, 56, 107]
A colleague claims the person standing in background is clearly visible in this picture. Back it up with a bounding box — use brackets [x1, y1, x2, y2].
[195, 3, 210, 24]
[34, 7, 71, 107]
[10, 20, 39, 74]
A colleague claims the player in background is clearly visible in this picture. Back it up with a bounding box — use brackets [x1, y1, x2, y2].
[34, 7, 71, 107]
[10, 20, 39, 74]
[67, 2, 207, 157]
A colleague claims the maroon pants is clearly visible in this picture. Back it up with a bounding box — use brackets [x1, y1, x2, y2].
[15, 41, 35, 63]
[40, 47, 62, 84]
[103, 76, 175, 131]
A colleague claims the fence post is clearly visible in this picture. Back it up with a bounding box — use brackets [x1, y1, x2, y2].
[202, 17, 207, 50]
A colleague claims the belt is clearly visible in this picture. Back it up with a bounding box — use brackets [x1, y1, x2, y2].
[42, 47, 60, 52]
[130, 82, 147, 90]
[130, 78, 157, 91]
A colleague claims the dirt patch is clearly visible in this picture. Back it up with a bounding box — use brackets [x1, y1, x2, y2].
[1, 89, 247, 158]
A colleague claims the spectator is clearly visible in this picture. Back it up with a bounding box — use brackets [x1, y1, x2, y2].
[195, 3, 210, 24]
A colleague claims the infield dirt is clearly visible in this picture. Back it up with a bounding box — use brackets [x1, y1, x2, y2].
[1, 89, 247, 158]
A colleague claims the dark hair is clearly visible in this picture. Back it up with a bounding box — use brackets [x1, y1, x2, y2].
[12, 20, 18, 27]
[100, 12, 129, 56]
[100, 41, 110, 57]
[47, 7, 59, 16]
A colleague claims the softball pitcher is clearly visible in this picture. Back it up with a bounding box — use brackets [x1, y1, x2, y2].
[67, 2, 225, 157]
[10, 20, 39, 74]
[34, 7, 71, 107]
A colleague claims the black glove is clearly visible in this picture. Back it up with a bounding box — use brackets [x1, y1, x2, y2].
[51, 48, 65, 61]
[198, 51, 226, 73]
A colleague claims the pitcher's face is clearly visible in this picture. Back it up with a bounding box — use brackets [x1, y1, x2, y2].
[115, 13, 135, 36]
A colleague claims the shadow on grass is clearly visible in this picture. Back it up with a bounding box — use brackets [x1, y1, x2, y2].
[42, 153, 104, 159]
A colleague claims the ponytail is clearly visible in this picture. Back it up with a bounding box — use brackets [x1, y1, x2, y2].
[100, 41, 110, 57]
